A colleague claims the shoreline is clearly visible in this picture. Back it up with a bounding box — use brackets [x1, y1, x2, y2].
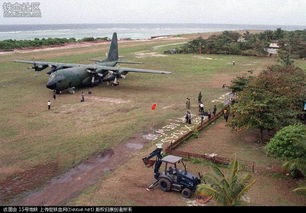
[0, 30, 263, 55]
[0, 36, 188, 55]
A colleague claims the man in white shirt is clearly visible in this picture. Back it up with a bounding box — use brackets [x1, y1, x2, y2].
[48, 100, 51, 110]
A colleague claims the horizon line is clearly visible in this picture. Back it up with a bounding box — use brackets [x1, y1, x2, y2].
[0, 22, 305, 27]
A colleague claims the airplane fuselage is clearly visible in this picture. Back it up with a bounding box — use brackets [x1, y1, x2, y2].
[46, 67, 93, 91]
[46, 64, 120, 92]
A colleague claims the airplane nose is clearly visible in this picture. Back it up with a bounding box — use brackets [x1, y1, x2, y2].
[46, 81, 56, 90]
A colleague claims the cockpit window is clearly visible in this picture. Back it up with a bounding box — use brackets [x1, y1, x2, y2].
[50, 73, 56, 80]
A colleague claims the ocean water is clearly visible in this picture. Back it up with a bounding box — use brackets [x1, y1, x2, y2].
[0, 23, 305, 41]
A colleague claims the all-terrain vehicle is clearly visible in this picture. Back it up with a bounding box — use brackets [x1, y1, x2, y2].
[143, 146, 201, 198]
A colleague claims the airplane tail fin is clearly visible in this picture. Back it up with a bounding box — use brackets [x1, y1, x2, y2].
[106, 32, 118, 62]
[89, 33, 141, 64]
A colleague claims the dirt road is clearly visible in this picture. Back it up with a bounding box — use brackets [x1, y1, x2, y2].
[14, 134, 154, 206]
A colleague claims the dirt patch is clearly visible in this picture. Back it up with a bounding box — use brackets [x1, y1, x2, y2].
[86, 96, 130, 104]
[206, 73, 234, 89]
[193, 56, 215, 60]
[0, 163, 59, 204]
[142, 134, 160, 141]
[69, 145, 209, 206]
[162, 105, 175, 110]
[13, 133, 155, 206]
[134, 51, 168, 58]
[152, 42, 186, 50]
[55, 96, 130, 114]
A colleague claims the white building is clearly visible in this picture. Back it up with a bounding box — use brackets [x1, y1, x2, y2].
[266, 42, 280, 55]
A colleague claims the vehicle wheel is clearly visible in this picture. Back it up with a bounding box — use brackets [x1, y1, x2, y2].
[159, 178, 172, 192]
[181, 188, 193, 198]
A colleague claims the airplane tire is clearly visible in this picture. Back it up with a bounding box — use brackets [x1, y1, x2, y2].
[181, 188, 193, 198]
[159, 178, 172, 192]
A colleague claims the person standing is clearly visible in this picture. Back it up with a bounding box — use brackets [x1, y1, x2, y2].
[81, 92, 85, 102]
[213, 105, 217, 116]
[185, 111, 189, 124]
[198, 91, 202, 104]
[188, 111, 192, 124]
[223, 108, 229, 122]
[185, 111, 192, 124]
[53, 91, 56, 100]
[47, 100, 51, 110]
[208, 109, 212, 120]
[199, 103, 204, 113]
[200, 112, 205, 125]
[186, 98, 191, 110]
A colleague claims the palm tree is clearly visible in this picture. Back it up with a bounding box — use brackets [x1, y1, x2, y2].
[196, 158, 256, 206]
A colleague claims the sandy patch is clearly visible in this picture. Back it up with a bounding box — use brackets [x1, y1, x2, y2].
[153, 42, 186, 50]
[162, 105, 175, 110]
[135, 51, 168, 58]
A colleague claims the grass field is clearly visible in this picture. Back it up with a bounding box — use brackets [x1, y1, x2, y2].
[0, 33, 305, 205]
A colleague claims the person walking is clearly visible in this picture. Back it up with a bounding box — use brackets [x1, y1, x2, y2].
[223, 108, 229, 122]
[213, 105, 217, 116]
[47, 100, 51, 110]
[186, 98, 191, 110]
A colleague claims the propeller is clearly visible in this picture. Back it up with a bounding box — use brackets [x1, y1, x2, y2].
[29, 58, 49, 71]
[87, 69, 104, 86]
[46, 65, 64, 75]
[29, 57, 37, 70]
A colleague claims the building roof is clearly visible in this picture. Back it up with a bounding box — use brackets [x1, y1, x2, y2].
[161, 155, 182, 164]
[269, 43, 280, 48]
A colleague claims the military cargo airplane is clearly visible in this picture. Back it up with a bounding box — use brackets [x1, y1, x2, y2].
[14, 33, 171, 93]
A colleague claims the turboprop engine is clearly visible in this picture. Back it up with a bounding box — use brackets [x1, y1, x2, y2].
[30, 64, 48, 71]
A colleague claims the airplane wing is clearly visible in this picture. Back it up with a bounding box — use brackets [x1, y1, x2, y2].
[97, 66, 171, 74]
[14, 60, 171, 74]
[13, 60, 83, 68]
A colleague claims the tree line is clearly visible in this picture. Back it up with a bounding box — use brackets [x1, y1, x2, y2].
[165, 29, 306, 58]
[0, 37, 109, 50]
[228, 59, 306, 177]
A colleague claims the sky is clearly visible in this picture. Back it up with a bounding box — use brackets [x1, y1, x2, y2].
[0, 0, 306, 26]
